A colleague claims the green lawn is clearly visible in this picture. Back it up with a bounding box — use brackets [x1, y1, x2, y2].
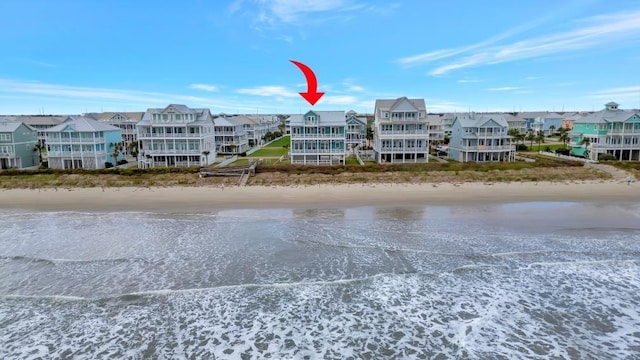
[345, 157, 360, 165]
[248, 147, 289, 157]
[522, 143, 570, 152]
[230, 158, 251, 165]
[265, 136, 290, 148]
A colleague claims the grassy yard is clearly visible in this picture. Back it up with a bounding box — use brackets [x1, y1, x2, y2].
[265, 136, 290, 148]
[345, 157, 360, 165]
[522, 143, 570, 152]
[247, 147, 289, 157]
[230, 158, 252, 165]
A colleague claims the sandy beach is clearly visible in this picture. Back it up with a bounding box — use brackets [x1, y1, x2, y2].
[1, 179, 638, 212]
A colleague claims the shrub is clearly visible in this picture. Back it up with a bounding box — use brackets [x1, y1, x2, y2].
[555, 149, 571, 156]
[516, 144, 528, 151]
[40, 161, 48, 169]
[598, 153, 617, 161]
[117, 159, 128, 165]
[105, 162, 113, 168]
[544, 146, 551, 152]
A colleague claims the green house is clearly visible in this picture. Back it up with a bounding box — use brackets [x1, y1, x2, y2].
[0, 120, 39, 169]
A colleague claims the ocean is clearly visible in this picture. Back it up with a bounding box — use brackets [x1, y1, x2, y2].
[1, 202, 639, 359]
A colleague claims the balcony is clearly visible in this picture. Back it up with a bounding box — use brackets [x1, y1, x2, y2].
[142, 149, 202, 155]
[459, 145, 515, 151]
[290, 133, 345, 138]
[291, 148, 344, 154]
[0, 151, 15, 157]
[590, 143, 640, 149]
[47, 151, 100, 157]
[377, 147, 429, 152]
[46, 137, 105, 143]
[377, 130, 429, 135]
[138, 133, 200, 138]
[607, 128, 640, 134]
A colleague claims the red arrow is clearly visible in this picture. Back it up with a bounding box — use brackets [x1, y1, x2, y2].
[290, 60, 324, 106]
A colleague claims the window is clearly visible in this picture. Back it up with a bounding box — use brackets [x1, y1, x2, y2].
[383, 112, 389, 118]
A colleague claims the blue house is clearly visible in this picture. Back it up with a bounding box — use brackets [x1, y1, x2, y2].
[45, 116, 123, 169]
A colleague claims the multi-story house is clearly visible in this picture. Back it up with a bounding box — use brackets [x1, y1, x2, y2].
[17, 115, 67, 146]
[137, 104, 216, 168]
[570, 102, 640, 161]
[45, 116, 122, 169]
[214, 115, 250, 154]
[86, 112, 144, 155]
[519, 111, 564, 135]
[441, 113, 457, 135]
[345, 110, 367, 150]
[289, 110, 346, 165]
[449, 113, 515, 162]
[0, 120, 39, 169]
[231, 114, 279, 147]
[373, 97, 430, 163]
[427, 115, 445, 144]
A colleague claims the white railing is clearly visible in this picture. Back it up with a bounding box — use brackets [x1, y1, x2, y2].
[377, 130, 429, 135]
[607, 129, 640, 134]
[590, 143, 640, 149]
[291, 149, 344, 154]
[460, 145, 515, 150]
[47, 151, 100, 157]
[142, 149, 202, 155]
[47, 137, 105, 143]
[0, 152, 15, 157]
[138, 133, 199, 138]
[291, 134, 345, 138]
[378, 147, 429, 152]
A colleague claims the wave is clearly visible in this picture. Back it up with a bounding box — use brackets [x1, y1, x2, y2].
[527, 259, 639, 269]
[0, 255, 146, 265]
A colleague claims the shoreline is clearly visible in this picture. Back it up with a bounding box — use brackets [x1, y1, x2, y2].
[1, 180, 638, 212]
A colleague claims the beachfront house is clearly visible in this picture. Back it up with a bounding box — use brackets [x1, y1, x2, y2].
[87, 112, 144, 155]
[231, 115, 278, 147]
[0, 120, 39, 169]
[570, 102, 640, 161]
[289, 110, 346, 165]
[373, 97, 430, 163]
[345, 110, 367, 151]
[137, 104, 216, 168]
[45, 116, 122, 169]
[449, 113, 515, 162]
[214, 115, 250, 154]
[15, 115, 67, 146]
[519, 112, 564, 135]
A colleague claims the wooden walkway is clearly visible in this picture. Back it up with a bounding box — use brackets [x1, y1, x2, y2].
[200, 160, 260, 186]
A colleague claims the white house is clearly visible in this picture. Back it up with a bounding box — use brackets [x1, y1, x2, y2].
[289, 110, 346, 165]
[449, 113, 515, 162]
[137, 104, 216, 168]
[214, 115, 250, 154]
[373, 97, 430, 163]
[87, 112, 144, 155]
[45, 116, 123, 169]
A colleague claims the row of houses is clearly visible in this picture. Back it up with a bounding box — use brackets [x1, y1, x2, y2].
[1, 100, 639, 169]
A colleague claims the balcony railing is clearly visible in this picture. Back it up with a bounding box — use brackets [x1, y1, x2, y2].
[291, 149, 344, 154]
[377, 130, 429, 135]
[607, 128, 640, 134]
[142, 149, 202, 155]
[0, 152, 15, 157]
[590, 143, 640, 149]
[290, 133, 345, 138]
[47, 151, 101, 157]
[138, 133, 201, 138]
[377, 147, 429, 152]
[46, 137, 105, 143]
[459, 145, 515, 151]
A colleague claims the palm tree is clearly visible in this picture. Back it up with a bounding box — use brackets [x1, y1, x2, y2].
[581, 137, 591, 159]
[535, 130, 545, 150]
[366, 126, 374, 147]
[109, 142, 123, 166]
[558, 128, 569, 148]
[229, 142, 237, 154]
[33, 143, 45, 165]
[128, 140, 140, 158]
[549, 125, 556, 136]
[525, 130, 535, 149]
[202, 150, 210, 165]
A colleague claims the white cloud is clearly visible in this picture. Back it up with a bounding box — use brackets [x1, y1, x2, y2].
[486, 87, 522, 92]
[590, 85, 640, 103]
[322, 95, 358, 105]
[236, 85, 299, 98]
[457, 79, 481, 83]
[341, 78, 365, 92]
[189, 83, 218, 92]
[399, 10, 640, 75]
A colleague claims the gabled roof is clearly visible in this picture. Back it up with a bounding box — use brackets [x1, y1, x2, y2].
[375, 97, 426, 113]
[213, 116, 242, 127]
[576, 103, 639, 124]
[86, 112, 144, 122]
[0, 119, 28, 132]
[346, 115, 366, 125]
[46, 116, 121, 132]
[453, 113, 509, 128]
[139, 105, 213, 125]
[161, 104, 190, 114]
[12, 115, 68, 126]
[517, 111, 564, 119]
[288, 111, 346, 125]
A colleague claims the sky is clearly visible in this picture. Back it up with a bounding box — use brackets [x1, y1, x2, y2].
[1, 0, 639, 115]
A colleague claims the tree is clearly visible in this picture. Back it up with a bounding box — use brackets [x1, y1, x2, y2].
[366, 126, 374, 146]
[525, 130, 535, 148]
[549, 125, 556, 135]
[535, 130, 545, 149]
[33, 143, 45, 165]
[581, 137, 591, 158]
[278, 119, 286, 134]
[558, 128, 569, 148]
[507, 129, 520, 145]
[128, 140, 140, 158]
[229, 142, 237, 154]
[109, 142, 123, 166]
[202, 150, 210, 165]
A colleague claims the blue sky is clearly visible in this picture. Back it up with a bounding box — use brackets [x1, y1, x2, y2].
[1, 0, 639, 115]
